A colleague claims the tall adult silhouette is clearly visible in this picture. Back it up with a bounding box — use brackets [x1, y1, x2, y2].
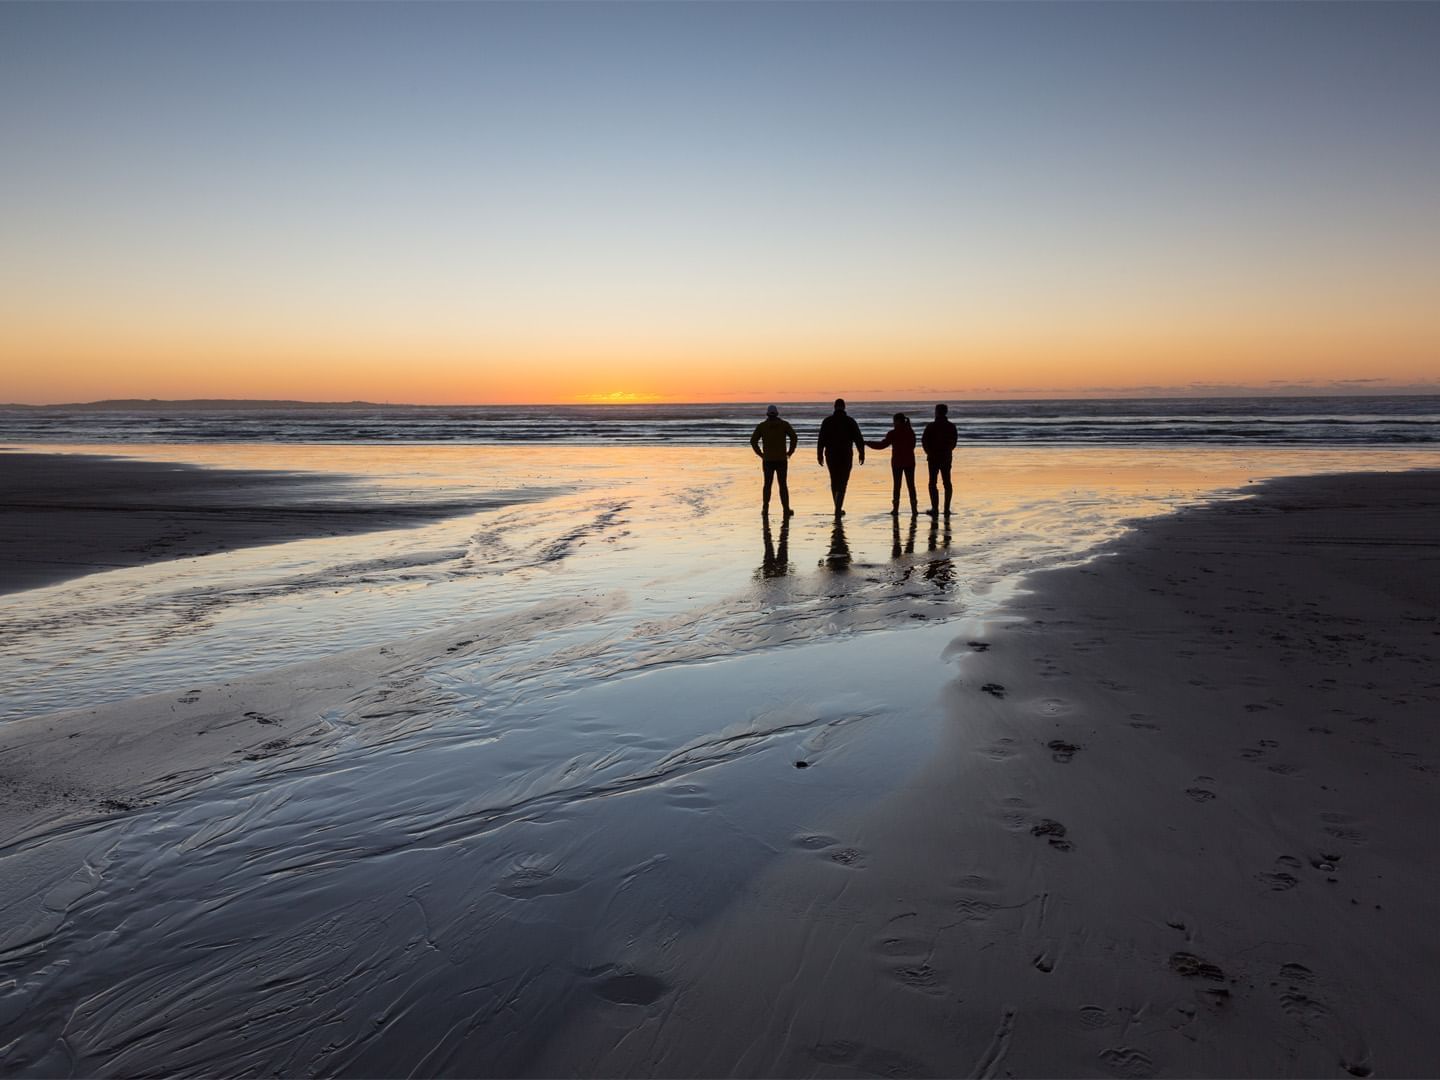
[921, 403, 958, 517]
[750, 404, 797, 516]
[816, 398, 865, 516]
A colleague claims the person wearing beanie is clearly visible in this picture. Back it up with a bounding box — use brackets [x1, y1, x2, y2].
[750, 404, 797, 516]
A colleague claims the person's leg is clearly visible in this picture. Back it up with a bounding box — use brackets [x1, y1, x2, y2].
[829, 463, 851, 514]
[927, 460, 940, 515]
[762, 461, 775, 512]
[941, 461, 953, 514]
[903, 465, 917, 512]
[776, 460, 791, 513]
[890, 463, 902, 513]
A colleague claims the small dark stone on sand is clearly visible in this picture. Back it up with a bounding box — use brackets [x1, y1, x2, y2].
[981, 683, 1007, 699]
[794, 760, 810, 769]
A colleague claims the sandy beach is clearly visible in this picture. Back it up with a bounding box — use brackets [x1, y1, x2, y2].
[1, 449, 1437, 1077]
[0, 449, 544, 594]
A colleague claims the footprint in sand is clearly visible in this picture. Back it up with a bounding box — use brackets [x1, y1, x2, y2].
[949, 875, 1006, 922]
[1272, 962, 1373, 1077]
[1099, 1046, 1156, 1079]
[1185, 787, 1217, 802]
[1079, 1006, 1111, 1030]
[1169, 951, 1226, 981]
[828, 847, 865, 867]
[996, 796, 1034, 831]
[1030, 819, 1073, 851]
[980, 683, 1007, 699]
[890, 962, 947, 994]
[953, 895, 998, 922]
[1320, 811, 1368, 844]
[982, 737, 1019, 761]
[1257, 855, 1303, 891]
[1047, 739, 1082, 763]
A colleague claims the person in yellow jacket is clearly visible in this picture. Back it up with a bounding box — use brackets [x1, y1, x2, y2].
[750, 404, 798, 516]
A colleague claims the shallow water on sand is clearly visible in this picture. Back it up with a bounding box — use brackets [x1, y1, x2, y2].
[7, 444, 1435, 724]
[0, 445, 1436, 1075]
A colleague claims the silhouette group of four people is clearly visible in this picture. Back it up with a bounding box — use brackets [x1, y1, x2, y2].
[750, 399, 958, 518]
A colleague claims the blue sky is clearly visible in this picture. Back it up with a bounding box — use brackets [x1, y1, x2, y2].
[3, 2, 1437, 402]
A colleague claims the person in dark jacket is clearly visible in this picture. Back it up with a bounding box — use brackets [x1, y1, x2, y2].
[866, 412, 917, 516]
[921, 403, 958, 517]
[750, 404, 797, 516]
[816, 398, 865, 516]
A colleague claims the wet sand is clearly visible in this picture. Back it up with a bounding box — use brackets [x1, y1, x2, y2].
[569, 470, 1439, 1078]
[0, 450, 537, 594]
[1, 458, 1438, 1076]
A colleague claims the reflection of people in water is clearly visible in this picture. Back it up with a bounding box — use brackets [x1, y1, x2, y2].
[750, 404, 797, 516]
[823, 517, 851, 571]
[867, 412, 918, 517]
[759, 515, 790, 578]
[891, 513, 917, 558]
[816, 398, 865, 517]
[927, 514, 952, 552]
[921, 403, 959, 517]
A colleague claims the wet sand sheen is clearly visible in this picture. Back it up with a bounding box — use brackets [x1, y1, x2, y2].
[546, 471, 1439, 1078]
[0, 450, 550, 594]
[0, 453, 1437, 1076]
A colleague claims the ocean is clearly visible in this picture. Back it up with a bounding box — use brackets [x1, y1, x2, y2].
[2, 395, 1438, 446]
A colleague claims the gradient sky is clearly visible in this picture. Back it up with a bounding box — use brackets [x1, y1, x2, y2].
[3, 1, 1438, 404]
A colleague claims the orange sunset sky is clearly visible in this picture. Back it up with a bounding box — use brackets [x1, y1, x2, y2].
[3, 3, 1437, 405]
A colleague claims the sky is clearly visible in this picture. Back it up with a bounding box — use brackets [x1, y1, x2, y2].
[2, 1, 1438, 404]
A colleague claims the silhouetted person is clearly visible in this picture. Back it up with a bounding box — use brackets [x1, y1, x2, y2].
[759, 516, 790, 578]
[750, 404, 797, 516]
[816, 398, 864, 516]
[921, 403, 958, 517]
[867, 412, 917, 516]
